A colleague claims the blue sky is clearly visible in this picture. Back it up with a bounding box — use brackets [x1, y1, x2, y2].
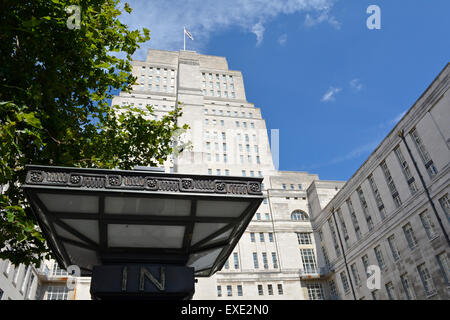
[122, 0, 450, 181]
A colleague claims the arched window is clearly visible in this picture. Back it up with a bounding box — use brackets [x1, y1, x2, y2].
[291, 210, 309, 221]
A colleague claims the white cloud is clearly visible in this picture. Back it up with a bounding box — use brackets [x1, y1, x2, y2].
[373, 110, 407, 130]
[304, 9, 341, 29]
[321, 87, 342, 102]
[278, 33, 288, 45]
[119, 0, 337, 59]
[252, 22, 265, 46]
[328, 140, 379, 165]
[350, 78, 363, 91]
[301, 139, 380, 170]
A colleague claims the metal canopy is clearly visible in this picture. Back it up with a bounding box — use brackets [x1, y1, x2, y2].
[23, 165, 263, 277]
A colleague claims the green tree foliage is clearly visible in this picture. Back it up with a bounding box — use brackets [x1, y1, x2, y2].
[0, 0, 188, 266]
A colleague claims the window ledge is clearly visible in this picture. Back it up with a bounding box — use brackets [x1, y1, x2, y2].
[429, 234, 440, 242]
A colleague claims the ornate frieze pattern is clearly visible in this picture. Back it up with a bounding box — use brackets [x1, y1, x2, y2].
[25, 168, 262, 196]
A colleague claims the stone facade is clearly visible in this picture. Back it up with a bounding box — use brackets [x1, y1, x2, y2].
[308, 64, 450, 300]
[0, 260, 39, 300]
[111, 49, 325, 300]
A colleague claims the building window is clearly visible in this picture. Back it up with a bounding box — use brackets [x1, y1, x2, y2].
[347, 199, 362, 240]
[329, 280, 339, 299]
[267, 284, 274, 295]
[380, 160, 402, 208]
[296, 232, 312, 245]
[257, 285, 263, 296]
[264, 213, 269, 220]
[52, 262, 67, 276]
[237, 285, 243, 296]
[385, 282, 396, 300]
[233, 253, 239, 269]
[262, 253, 269, 269]
[253, 253, 259, 269]
[371, 289, 378, 300]
[374, 245, 386, 269]
[208, 169, 212, 175]
[400, 273, 415, 300]
[387, 234, 400, 261]
[259, 232, 265, 242]
[350, 263, 361, 286]
[307, 284, 324, 300]
[273, 284, 282, 295]
[368, 174, 386, 220]
[291, 210, 309, 221]
[224, 260, 229, 270]
[46, 286, 68, 300]
[439, 194, 449, 223]
[403, 223, 418, 250]
[217, 286, 222, 297]
[340, 272, 350, 294]
[357, 187, 374, 231]
[268, 233, 274, 242]
[417, 263, 436, 296]
[410, 128, 438, 178]
[361, 255, 370, 277]
[328, 219, 341, 257]
[250, 233, 255, 242]
[322, 245, 330, 266]
[336, 208, 349, 248]
[436, 252, 450, 285]
[227, 285, 232, 297]
[419, 211, 437, 239]
[256, 213, 261, 221]
[272, 253, 278, 268]
[300, 249, 317, 273]
[394, 145, 418, 194]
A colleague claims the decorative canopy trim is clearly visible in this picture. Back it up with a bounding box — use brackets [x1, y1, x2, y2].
[25, 166, 262, 196]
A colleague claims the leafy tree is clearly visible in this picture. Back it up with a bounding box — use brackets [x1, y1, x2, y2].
[0, 0, 188, 266]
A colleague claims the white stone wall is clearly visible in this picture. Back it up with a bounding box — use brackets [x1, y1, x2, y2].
[0, 259, 40, 300]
